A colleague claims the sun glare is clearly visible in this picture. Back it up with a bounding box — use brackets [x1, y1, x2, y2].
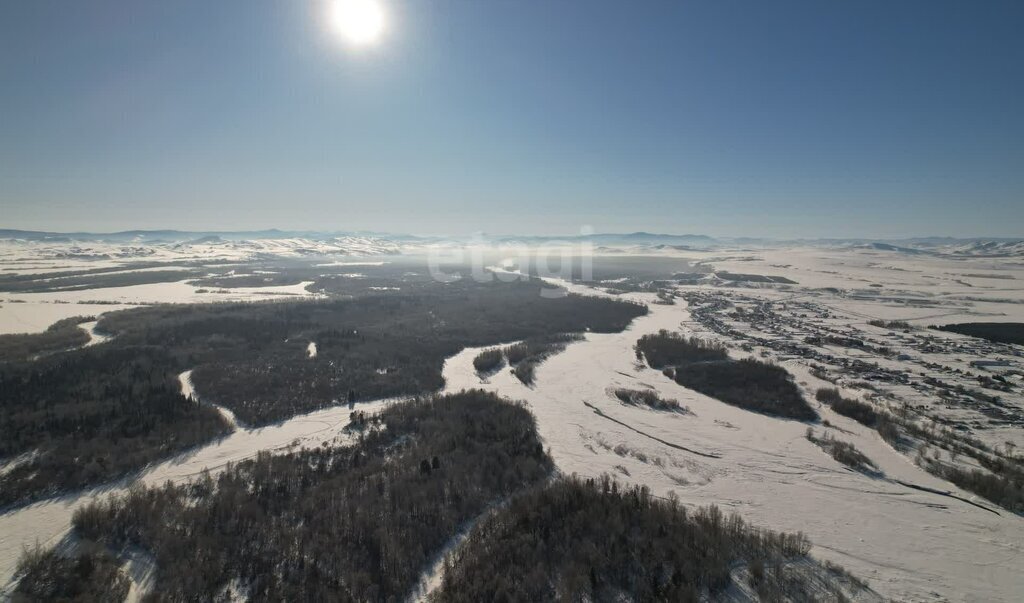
[329, 0, 386, 46]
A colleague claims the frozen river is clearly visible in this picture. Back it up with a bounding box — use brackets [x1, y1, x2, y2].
[2, 282, 1022, 601]
[440, 290, 1024, 603]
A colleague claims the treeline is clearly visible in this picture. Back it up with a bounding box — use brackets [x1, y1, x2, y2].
[671, 359, 817, 421]
[472, 348, 504, 373]
[98, 279, 645, 424]
[0, 346, 231, 507]
[613, 388, 686, 413]
[806, 428, 878, 474]
[13, 542, 128, 602]
[0, 315, 91, 363]
[18, 391, 553, 601]
[919, 457, 1024, 514]
[504, 333, 583, 385]
[816, 388, 1024, 513]
[867, 319, 911, 330]
[816, 387, 917, 450]
[817, 386, 923, 449]
[187, 273, 305, 288]
[0, 261, 171, 288]
[634, 330, 727, 368]
[0, 269, 201, 293]
[933, 322, 1024, 345]
[504, 333, 582, 364]
[432, 476, 865, 602]
[0, 279, 643, 507]
[637, 331, 816, 421]
[815, 388, 880, 427]
[469, 334, 587, 382]
[715, 271, 797, 284]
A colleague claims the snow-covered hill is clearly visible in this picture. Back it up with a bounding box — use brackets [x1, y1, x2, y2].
[848, 239, 1024, 257]
[0, 235, 404, 264]
[940, 240, 1024, 257]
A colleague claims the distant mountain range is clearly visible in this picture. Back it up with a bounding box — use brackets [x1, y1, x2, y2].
[0, 229, 719, 247]
[845, 240, 1024, 257]
[486, 232, 719, 247]
[0, 228, 423, 244]
[0, 229, 1021, 256]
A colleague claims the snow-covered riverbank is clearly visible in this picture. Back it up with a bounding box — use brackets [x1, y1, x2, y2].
[178, 370, 243, 429]
[2, 278, 1022, 600]
[0, 396, 392, 589]
[440, 289, 1024, 603]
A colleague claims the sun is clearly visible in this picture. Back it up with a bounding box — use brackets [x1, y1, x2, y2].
[329, 0, 386, 46]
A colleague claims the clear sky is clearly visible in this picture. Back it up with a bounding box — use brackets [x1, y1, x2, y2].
[1, 0, 1022, 238]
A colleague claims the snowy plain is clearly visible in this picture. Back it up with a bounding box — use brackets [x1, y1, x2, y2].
[440, 293, 1024, 603]
[1, 239, 1023, 600]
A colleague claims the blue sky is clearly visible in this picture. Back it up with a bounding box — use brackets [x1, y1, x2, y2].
[1, 0, 1022, 237]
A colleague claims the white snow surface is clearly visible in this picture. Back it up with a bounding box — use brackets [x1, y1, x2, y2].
[0, 302, 132, 335]
[2, 244, 1024, 600]
[440, 292, 1024, 603]
[0, 279, 321, 336]
[178, 370, 242, 429]
[0, 236, 402, 267]
[77, 320, 110, 347]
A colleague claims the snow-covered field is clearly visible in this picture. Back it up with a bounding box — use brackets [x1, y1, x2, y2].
[0, 233, 402, 334]
[0, 279, 320, 335]
[443, 245, 1024, 601]
[0, 301, 134, 335]
[0, 235, 403, 269]
[1, 241, 1023, 600]
[685, 245, 1024, 323]
[441, 292, 1024, 603]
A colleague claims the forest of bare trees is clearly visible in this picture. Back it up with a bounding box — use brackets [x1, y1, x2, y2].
[0, 279, 645, 507]
[432, 475, 861, 602]
[636, 331, 816, 421]
[0, 346, 230, 507]
[16, 391, 552, 601]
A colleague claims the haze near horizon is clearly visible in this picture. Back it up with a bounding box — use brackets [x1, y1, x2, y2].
[1, 0, 1022, 238]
